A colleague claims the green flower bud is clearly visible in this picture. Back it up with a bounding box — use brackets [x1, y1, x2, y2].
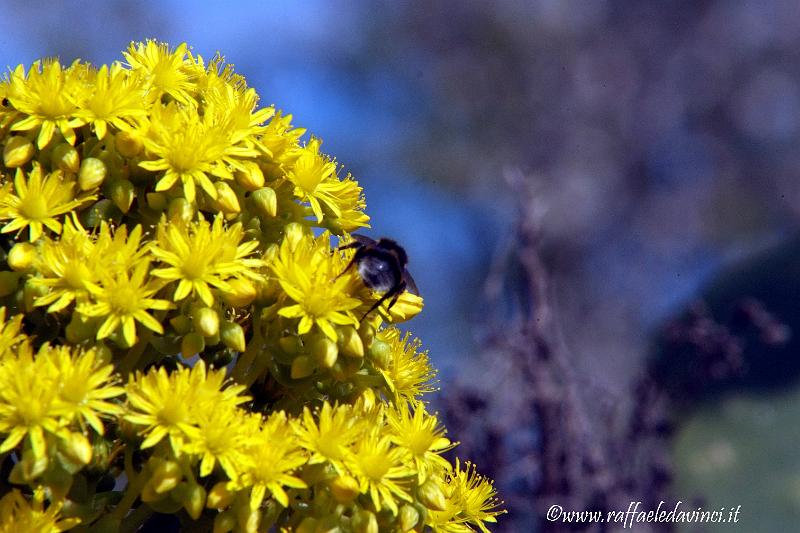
[234, 162, 265, 191]
[339, 326, 364, 358]
[193, 307, 220, 337]
[61, 432, 93, 467]
[207, 482, 235, 510]
[251, 187, 277, 217]
[296, 517, 317, 533]
[108, 179, 135, 213]
[169, 314, 192, 335]
[330, 356, 361, 381]
[417, 479, 447, 511]
[352, 510, 378, 533]
[222, 278, 257, 307]
[314, 515, 340, 533]
[284, 222, 304, 250]
[65, 314, 95, 343]
[358, 321, 375, 349]
[399, 505, 420, 532]
[151, 459, 182, 494]
[146, 191, 168, 211]
[3, 135, 34, 167]
[168, 197, 194, 223]
[291, 355, 315, 379]
[279, 335, 301, 355]
[181, 332, 205, 356]
[114, 130, 143, 157]
[220, 321, 246, 352]
[0, 271, 20, 297]
[368, 339, 392, 370]
[78, 157, 108, 190]
[313, 337, 339, 368]
[51, 142, 80, 173]
[330, 475, 359, 504]
[177, 482, 206, 520]
[213, 510, 236, 533]
[214, 181, 241, 213]
[7, 242, 35, 271]
[81, 199, 121, 228]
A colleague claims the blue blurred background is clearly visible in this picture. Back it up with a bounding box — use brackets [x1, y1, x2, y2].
[4, 1, 800, 531]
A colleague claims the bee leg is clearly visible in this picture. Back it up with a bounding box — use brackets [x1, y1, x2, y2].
[333, 248, 364, 281]
[359, 282, 406, 321]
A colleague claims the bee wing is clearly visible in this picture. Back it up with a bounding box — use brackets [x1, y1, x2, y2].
[402, 270, 419, 296]
[337, 233, 376, 251]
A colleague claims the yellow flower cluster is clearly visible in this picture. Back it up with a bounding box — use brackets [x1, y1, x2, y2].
[0, 41, 502, 531]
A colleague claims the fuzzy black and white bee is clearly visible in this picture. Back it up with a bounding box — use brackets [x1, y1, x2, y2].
[337, 234, 419, 320]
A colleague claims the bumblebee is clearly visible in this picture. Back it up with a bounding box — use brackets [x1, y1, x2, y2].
[338, 234, 419, 319]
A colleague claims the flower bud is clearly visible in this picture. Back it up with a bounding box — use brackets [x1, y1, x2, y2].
[3, 135, 34, 167]
[296, 517, 317, 533]
[0, 271, 20, 297]
[146, 192, 168, 211]
[351, 510, 378, 533]
[284, 222, 304, 251]
[214, 181, 241, 213]
[207, 481, 235, 510]
[168, 197, 194, 223]
[417, 479, 447, 511]
[339, 326, 364, 358]
[115, 130, 143, 157]
[251, 187, 277, 218]
[279, 335, 301, 355]
[367, 339, 392, 370]
[291, 355, 315, 379]
[108, 179, 135, 213]
[222, 278, 257, 307]
[193, 307, 220, 337]
[235, 161, 265, 191]
[177, 482, 206, 520]
[399, 505, 420, 532]
[78, 157, 108, 190]
[213, 510, 236, 533]
[313, 337, 338, 369]
[181, 332, 205, 356]
[151, 459, 182, 494]
[314, 515, 340, 533]
[66, 313, 95, 343]
[358, 321, 375, 349]
[62, 432, 93, 466]
[52, 143, 80, 173]
[80, 199, 120, 229]
[220, 321, 246, 352]
[386, 293, 424, 323]
[170, 314, 192, 335]
[330, 475, 359, 504]
[7, 242, 35, 271]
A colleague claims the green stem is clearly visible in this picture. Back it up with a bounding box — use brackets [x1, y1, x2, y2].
[111, 447, 146, 522]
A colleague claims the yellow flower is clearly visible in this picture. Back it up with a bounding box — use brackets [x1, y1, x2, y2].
[285, 138, 369, 229]
[346, 422, 414, 515]
[271, 232, 361, 340]
[387, 401, 455, 483]
[4, 59, 86, 148]
[186, 408, 256, 482]
[0, 490, 80, 533]
[376, 328, 438, 400]
[78, 259, 171, 346]
[123, 40, 194, 105]
[137, 101, 259, 204]
[0, 307, 26, 356]
[124, 361, 249, 456]
[0, 343, 60, 465]
[150, 214, 263, 306]
[45, 345, 124, 435]
[73, 62, 147, 139]
[428, 460, 505, 533]
[0, 164, 92, 242]
[293, 402, 363, 474]
[238, 411, 307, 509]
